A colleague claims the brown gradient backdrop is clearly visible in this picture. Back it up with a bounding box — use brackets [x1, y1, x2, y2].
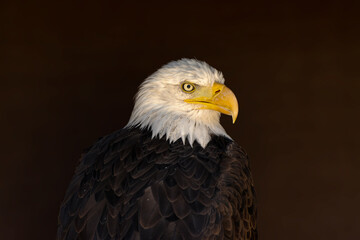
[1, 1, 360, 239]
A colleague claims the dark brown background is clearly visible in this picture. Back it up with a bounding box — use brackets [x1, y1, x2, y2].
[1, 1, 359, 239]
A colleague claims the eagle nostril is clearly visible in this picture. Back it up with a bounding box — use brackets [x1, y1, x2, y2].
[215, 89, 221, 94]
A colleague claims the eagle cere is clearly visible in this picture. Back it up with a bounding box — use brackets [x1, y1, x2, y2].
[57, 59, 257, 240]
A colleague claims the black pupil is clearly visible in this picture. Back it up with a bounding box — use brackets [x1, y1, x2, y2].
[186, 84, 191, 90]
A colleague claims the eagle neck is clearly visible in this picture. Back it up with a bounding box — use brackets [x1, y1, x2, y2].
[126, 110, 231, 148]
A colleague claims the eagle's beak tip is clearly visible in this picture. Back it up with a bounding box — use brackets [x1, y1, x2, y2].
[232, 114, 237, 124]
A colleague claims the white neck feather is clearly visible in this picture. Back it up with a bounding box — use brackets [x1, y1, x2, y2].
[126, 106, 230, 148]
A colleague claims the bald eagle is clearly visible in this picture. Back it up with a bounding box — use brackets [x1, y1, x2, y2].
[57, 59, 257, 240]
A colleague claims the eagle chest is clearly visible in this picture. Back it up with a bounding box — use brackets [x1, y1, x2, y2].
[111, 132, 230, 239]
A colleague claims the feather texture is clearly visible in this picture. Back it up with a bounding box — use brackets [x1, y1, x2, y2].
[57, 127, 257, 239]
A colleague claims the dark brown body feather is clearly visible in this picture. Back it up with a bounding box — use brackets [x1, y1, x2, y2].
[57, 127, 257, 240]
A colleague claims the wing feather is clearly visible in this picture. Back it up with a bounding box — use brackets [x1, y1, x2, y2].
[217, 141, 258, 239]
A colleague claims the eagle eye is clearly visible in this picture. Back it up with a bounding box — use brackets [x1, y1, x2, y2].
[181, 82, 195, 93]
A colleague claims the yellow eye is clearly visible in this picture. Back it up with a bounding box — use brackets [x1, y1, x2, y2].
[181, 82, 195, 93]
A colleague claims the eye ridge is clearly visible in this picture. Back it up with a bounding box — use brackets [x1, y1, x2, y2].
[181, 82, 195, 93]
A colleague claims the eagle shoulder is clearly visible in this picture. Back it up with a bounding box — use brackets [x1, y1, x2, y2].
[216, 141, 258, 240]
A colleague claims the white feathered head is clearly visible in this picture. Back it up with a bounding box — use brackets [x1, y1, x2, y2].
[126, 59, 238, 148]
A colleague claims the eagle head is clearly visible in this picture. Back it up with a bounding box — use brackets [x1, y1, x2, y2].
[126, 59, 238, 148]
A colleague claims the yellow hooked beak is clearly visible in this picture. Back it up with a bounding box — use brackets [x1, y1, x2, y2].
[184, 83, 239, 123]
